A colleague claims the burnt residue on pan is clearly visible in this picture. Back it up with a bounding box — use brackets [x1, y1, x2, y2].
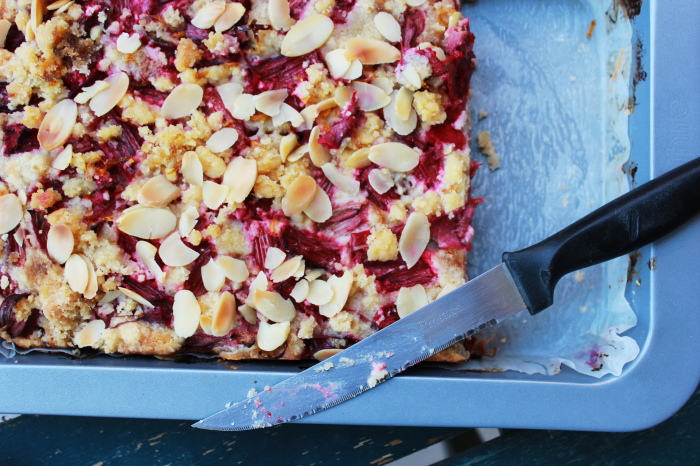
[617, 0, 643, 18]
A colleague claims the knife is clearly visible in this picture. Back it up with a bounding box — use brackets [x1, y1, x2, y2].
[194, 156, 700, 431]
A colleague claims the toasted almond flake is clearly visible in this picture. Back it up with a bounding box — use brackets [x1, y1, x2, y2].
[399, 212, 430, 269]
[202, 181, 229, 210]
[98, 290, 122, 305]
[90, 72, 129, 117]
[178, 206, 199, 237]
[12, 230, 23, 247]
[418, 42, 446, 60]
[0, 194, 23, 235]
[30, 0, 42, 33]
[317, 98, 338, 112]
[368, 168, 394, 194]
[325, 49, 352, 79]
[293, 259, 306, 278]
[345, 38, 401, 65]
[161, 83, 204, 119]
[279, 134, 298, 162]
[437, 283, 459, 299]
[217, 256, 249, 282]
[305, 269, 323, 281]
[396, 284, 429, 318]
[38, 99, 78, 151]
[202, 258, 226, 292]
[269, 0, 295, 31]
[136, 240, 165, 282]
[206, 127, 239, 153]
[314, 348, 341, 361]
[334, 87, 353, 107]
[343, 59, 363, 80]
[449, 12, 461, 27]
[282, 175, 317, 216]
[245, 271, 268, 308]
[374, 12, 401, 42]
[253, 89, 288, 117]
[321, 163, 360, 195]
[191, 1, 226, 29]
[138, 175, 180, 208]
[200, 315, 213, 334]
[65, 254, 89, 294]
[117, 206, 176, 239]
[159, 233, 199, 267]
[116, 32, 141, 53]
[281, 14, 334, 57]
[47, 224, 74, 264]
[216, 82, 243, 115]
[55, 0, 73, 14]
[272, 103, 304, 127]
[212, 291, 237, 336]
[81, 254, 98, 299]
[401, 64, 423, 90]
[290, 279, 310, 302]
[287, 143, 309, 162]
[303, 186, 332, 223]
[352, 82, 391, 111]
[173, 290, 201, 338]
[371, 77, 394, 95]
[345, 147, 371, 169]
[319, 270, 353, 317]
[181, 151, 204, 186]
[214, 2, 245, 32]
[74, 80, 110, 104]
[25, 20, 35, 42]
[306, 279, 334, 306]
[395, 86, 414, 121]
[271, 255, 303, 283]
[299, 106, 319, 130]
[238, 303, 257, 324]
[309, 126, 331, 167]
[369, 142, 420, 172]
[257, 320, 290, 351]
[0, 20, 9, 48]
[74, 320, 106, 348]
[406, 0, 427, 5]
[265, 247, 287, 270]
[231, 94, 255, 120]
[383, 89, 417, 135]
[222, 157, 257, 203]
[253, 289, 296, 322]
[52, 144, 73, 170]
[47, 0, 71, 10]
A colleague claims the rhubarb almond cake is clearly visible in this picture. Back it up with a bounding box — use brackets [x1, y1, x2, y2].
[0, 0, 478, 361]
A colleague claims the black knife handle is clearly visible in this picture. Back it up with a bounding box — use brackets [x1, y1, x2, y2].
[503, 156, 700, 315]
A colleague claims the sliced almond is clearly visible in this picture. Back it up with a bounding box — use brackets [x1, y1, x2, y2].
[306, 279, 334, 306]
[116, 32, 141, 54]
[200, 314, 213, 335]
[398, 212, 430, 269]
[368, 142, 420, 172]
[345, 147, 371, 169]
[257, 320, 290, 352]
[217, 256, 249, 282]
[368, 168, 394, 194]
[231, 94, 256, 120]
[173, 290, 201, 338]
[181, 151, 204, 187]
[74, 320, 106, 348]
[319, 270, 353, 317]
[47, 224, 74, 264]
[202, 181, 229, 210]
[272, 103, 304, 127]
[136, 240, 165, 282]
[54, 0, 73, 14]
[264, 247, 286, 270]
[396, 284, 429, 318]
[30, 0, 42, 36]
[314, 348, 341, 361]
[395, 86, 414, 121]
[74, 81, 110, 104]
[202, 258, 226, 292]
[38, 99, 78, 151]
[343, 59, 363, 80]
[309, 126, 331, 167]
[374, 12, 401, 43]
[238, 303, 257, 325]
[206, 127, 239, 153]
[282, 175, 317, 216]
[0, 20, 9, 49]
[400, 63, 422, 90]
[116, 206, 177, 239]
[65, 254, 89, 295]
[268, 0, 294, 31]
[290, 279, 309, 302]
[179, 205, 199, 237]
[117, 288, 153, 312]
[325, 49, 352, 79]
[406, 0, 427, 5]
[253, 89, 288, 117]
[214, 2, 246, 32]
[345, 38, 401, 65]
[0, 194, 23, 235]
[52, 144, 73, 170]
[334, 87, 353, 108]
[80, 254, 98, 299]
[384, 89, 418, 135]
[418, 42, 446, 60]
[279, 133, 298, 162]
[352, 82, 391, 112]
[89, 72, 130, 117]
[371, 77, 394, 95]
[321, 163, 360, 195]
[303, 186, 332, 223]
[138, 175, 180, 208]
[161, 83, 204, 119]
[212, 291, 237, 336]
[222, 157, 257, 203]
[293, 259, 306, 278]
[98, 290, 122, 305]
[281, 14, 334, 57]
[159, 232, 200, 267]
[436, 283, 459, 299]
[191, 1, 226, 29]
[253, 289, 296, 323]
[286, 143, 309, 162]
[271, 255, 303, 283]
[245, 271, 269, 308]
[216, 82, 243, 115]
[305, 269, 324, 281]
[48, 0, 71, 10]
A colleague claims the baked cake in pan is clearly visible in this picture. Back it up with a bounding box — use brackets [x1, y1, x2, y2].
[0, 0, 478, 361]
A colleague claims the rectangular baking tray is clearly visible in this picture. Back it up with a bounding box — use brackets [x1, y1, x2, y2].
[1, 0, 699, 431]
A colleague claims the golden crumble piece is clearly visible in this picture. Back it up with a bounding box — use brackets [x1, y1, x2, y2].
[175, 38, 203, 72]
[96, 124, 123, 141]
[367, 226, 399, 261]
[21, 106, 42, 128]
[413, 91, 447, 125]
[477, 131, 501, 171]
[30, 188, 62, 210]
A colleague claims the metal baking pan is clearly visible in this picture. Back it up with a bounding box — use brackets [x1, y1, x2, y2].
[2, 0, 699, 431]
